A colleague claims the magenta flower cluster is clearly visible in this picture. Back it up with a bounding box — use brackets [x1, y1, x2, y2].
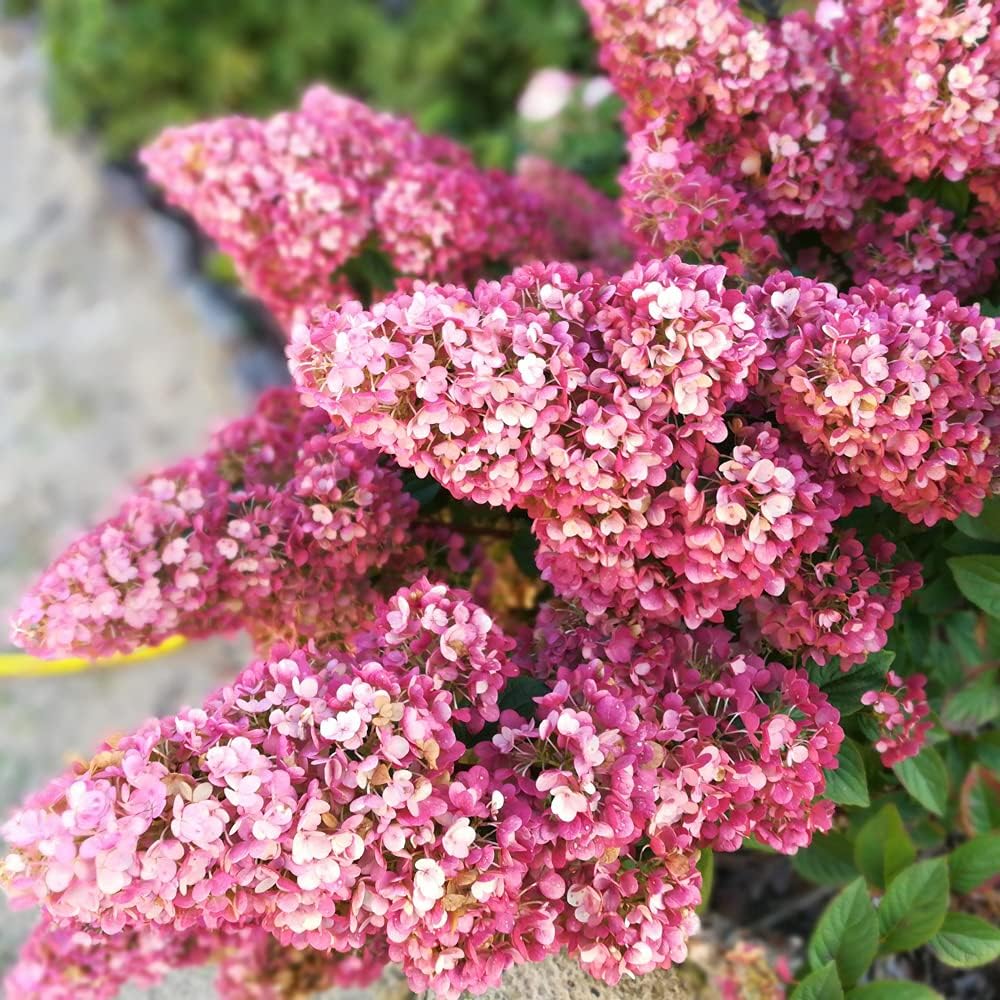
[10, 388, 426, 659]
[10, 387, 495, 663]
[753, 275, 1000, 525]
[6, 0, 1000, 996]
[4, 579, 842, 998]
[837, 0, 999, 184]
[744, 531, 922, 671]
[585, 0, 999, 293]
[291, 258, 996, 624]
[862, 670, 934, 768]
[141, 87, 630, 331]
[7, 913, 386, 999]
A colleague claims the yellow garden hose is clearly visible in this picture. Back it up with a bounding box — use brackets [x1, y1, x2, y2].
[0, 635, 187, 677]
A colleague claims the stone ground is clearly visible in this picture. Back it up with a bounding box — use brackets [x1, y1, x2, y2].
[0, 23, 279, 999]
[0, 23, 689, 1000]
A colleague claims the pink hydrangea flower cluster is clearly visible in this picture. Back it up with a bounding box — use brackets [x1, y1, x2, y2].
[4, 916, 219, 1000]
[531, 605, 844, 854]
[3, 580, 846, 997]
[714, 939, 791, 1000]
[622, 129, 783, 279]
[585, 0, 999, 294]
[744, 532, 923, 670]
[10, 388, 423, 659]
[513, 154, 637, 268]
[292, 257, 872, 626]
[141, 86, 629, 331]
[837, 198, 1000, 300]
[292, 256, 999, 624]
[836, 0, 1000, 183]
[5, 913, 386, 1000]
[753, 275, 1000, 524]
[292, 257, 766, 499]
[585, 0, 880, 254]
[861, 670, 933, 766]
[3, 583, 505, 992]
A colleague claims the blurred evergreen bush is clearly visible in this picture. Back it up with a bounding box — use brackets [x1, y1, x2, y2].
[20, 0, 594, 162]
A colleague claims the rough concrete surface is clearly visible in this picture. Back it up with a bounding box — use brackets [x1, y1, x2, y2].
[478, 953, 686, 1000]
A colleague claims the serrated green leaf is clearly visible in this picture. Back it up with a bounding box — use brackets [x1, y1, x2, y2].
[792, 962, 843, 1000]
[893, 747, 949, 817]
[942, 674, 1000, 730]
[808, 878, 878, 986]
[853, 805, 916, 890]
[847, 983, 942, 1000]
[793, 831, 859, 887]
[960, 765, 1000, 836]
[949, 555, 1000, 618]
[877, 858, 950, 954]
[928, 912, 1000, 968]
[825, 738, 870, 808]
[948, 833, 1000, 894]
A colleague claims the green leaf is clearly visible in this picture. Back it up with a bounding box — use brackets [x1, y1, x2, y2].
[400, 469, 443, 511]
[794, 831, 859, 887]
[943, 610, 989, 670]
[948, 833, 1000, 894]
[893, 747, 949, 817]
[511, 521, 540, 578]
[976, 731, 1000, 773]
[915, 573, 965, 616]
[949, 555, 1000, 618]
[906, 176, 971, 220]
[942, 673, 1000, 731]
[331, 237, 399, 307]
[204, 249, 238, 285]
[853, 805, 916, 890]
[825, 739, 870, 807]
[695, 849, 714, 915]
[807, 878, 879, 987]
[497, 676, 549, 720]
[937, 179, 971, 217]
[877, 858, 950, 954]
[960, 765, 1000, 836]
[743, 836, 778, 853]
[816, 653, 894, 716]
[792, 962, 843, 1000]
[847, 983, 942, 1000]
[956, 498, 1000, 542]
[928, 912, 1000, 968]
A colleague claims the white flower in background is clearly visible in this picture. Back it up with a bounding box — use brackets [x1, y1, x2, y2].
[518, 68, 577, 122]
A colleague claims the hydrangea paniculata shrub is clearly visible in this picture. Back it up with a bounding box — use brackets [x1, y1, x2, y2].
[5, 1, 1000, 997]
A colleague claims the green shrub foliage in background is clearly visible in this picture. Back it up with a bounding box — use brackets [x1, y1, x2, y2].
[25, 0, 593, 160]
